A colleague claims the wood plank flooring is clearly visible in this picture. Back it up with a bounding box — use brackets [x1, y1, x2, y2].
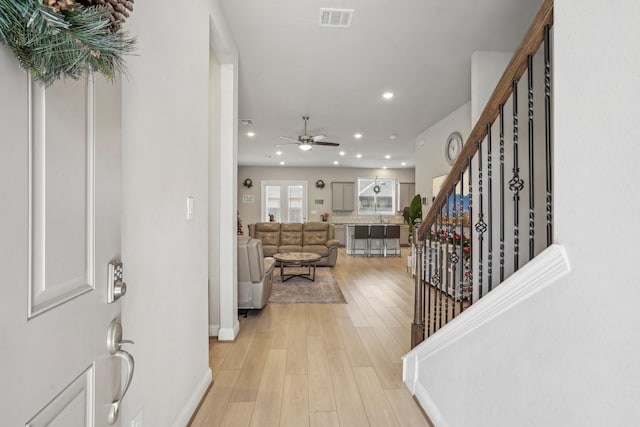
[190, 248, 432, 427]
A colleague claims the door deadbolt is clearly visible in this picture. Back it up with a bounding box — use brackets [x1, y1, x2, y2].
[108, 260, 126, 303]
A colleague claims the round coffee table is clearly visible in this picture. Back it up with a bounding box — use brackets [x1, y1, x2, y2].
[273, 252, 322, 282]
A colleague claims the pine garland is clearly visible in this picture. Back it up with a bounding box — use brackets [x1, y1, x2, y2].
[0, 0, 135, 86]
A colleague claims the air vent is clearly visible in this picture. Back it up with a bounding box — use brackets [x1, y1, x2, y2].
[239, 119, 254, 125]
[319, 8, 354, 28]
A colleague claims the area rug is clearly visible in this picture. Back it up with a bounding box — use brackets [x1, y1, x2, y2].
[268, 267, 347, 304]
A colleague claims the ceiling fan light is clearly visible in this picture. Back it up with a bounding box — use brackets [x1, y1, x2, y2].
[299, 144, 313, 151]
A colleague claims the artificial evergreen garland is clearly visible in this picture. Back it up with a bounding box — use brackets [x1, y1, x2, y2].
[0, 0, 135, 86]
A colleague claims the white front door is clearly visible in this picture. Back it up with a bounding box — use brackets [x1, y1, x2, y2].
[0, 46, 126, 426]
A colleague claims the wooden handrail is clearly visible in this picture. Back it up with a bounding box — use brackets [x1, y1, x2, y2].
[417, 0, 553, 239]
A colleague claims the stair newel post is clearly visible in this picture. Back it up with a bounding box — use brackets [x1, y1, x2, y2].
[411, 220, 425, 348]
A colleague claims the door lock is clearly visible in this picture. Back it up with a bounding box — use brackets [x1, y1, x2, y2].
[107, 260, 126, 303]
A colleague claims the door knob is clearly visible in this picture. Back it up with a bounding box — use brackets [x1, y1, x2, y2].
[106, 319, 135, 425]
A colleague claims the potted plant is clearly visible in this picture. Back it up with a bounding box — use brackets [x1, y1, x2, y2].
[320, 212, 329, 222]
[402, 194, 423, 244]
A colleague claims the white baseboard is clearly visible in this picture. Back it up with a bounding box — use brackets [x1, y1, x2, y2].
[172, 367, 212, 427]
[209, 324, 220, 336]
[402, 244, 570, 426]
[217, 319, 240, 341]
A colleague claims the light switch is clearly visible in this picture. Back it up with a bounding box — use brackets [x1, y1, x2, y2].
[187, 196, 194, 220]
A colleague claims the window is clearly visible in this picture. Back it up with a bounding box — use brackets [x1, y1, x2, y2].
[261, 180, 308, 222]
[357, 177, 396, 216]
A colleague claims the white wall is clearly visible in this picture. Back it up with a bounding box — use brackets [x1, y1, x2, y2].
[471, 51, 512, 123]
[414, 102, 471, 211]
[120, 0, 235, 424]
[407, 2, 640, 426]
[237, 166, 415, 227]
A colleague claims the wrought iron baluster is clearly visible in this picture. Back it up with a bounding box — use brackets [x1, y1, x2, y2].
[444, 195, 450, 324]
[427, 220, 433, 337]
[467, 156, 473, 305]
[509, 79, 524, 272]
[475, 141, 486, 299]
[438, 204, 445, 330]
[433, 213, 441, 331]
[450, 183, 459, 318]
[544, 24, 553, 246]
[499, 104, 505, 282]
[528, 54, 535, 260]
[487, 123, 494, 292]
[459, 169, 465, 313]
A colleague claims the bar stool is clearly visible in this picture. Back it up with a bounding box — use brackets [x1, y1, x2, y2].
[384, 225, 401, 257]
[352, 225, 369, 256]
[368, 225, 386, 257]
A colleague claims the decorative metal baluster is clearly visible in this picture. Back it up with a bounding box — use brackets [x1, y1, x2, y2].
[438, 204, 445, 329]
[475, 141, 486, 299]
[527, 54, 535, 260]
[467, 156, 473, 305]
[544, 24, 553, 246]
[499, 104, 505, 282]
[444, 195, 450, 324]
[459, 169, 465, 312]
[450, 183, 459, 318]
[426, 220, 433, 337]
[487, 123, 494, 292]
[432, 213, 441, 331]
[509, 79, 524, 272]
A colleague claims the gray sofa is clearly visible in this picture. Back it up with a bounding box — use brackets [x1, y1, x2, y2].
[237, 236, 276, 309]
[248, 222, 339, 267]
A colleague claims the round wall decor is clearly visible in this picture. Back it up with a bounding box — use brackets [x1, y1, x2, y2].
[315, 179, 325, 189]
[445, 131, 463, 165]
[243, 178, 253, 188]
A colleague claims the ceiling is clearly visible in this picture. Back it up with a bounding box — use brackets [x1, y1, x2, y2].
[219, 0, 542, 169]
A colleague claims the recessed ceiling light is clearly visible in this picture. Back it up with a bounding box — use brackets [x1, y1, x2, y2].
[333, 161, 339, 165]
[339, 151, 346, 156]
[280, 161, 285, 165]
[385, 154, 391, 159]
[354, 133, 363, 139]
[382, 166, 387, 169]
[382, 91, 394, 100]
[356, 153, 362, 158]
[247, 131, 255, 137]
[389, 134, 397, 140]
[276, 151, 282, 156]
[401, 162, 407, 166]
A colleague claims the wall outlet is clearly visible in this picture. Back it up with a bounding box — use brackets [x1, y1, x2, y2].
[131, 409, 143, 427]
[186, 196, 194, 221]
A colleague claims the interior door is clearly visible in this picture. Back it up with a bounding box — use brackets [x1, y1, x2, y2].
[0, 46, 126, 426]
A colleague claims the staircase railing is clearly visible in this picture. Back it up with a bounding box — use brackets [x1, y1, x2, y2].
[412, 0, 554, 348]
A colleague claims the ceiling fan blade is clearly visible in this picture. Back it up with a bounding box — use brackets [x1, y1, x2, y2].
[274, 142, 299, 147]
[312, 134, 326, 142]
[314, 141, 340, 147]
[279, 136, 299, 142]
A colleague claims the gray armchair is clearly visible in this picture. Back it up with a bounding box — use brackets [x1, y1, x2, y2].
[237, 236, 276, 309]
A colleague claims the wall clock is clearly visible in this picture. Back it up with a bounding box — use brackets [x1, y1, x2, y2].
[445, 131, 463, 166]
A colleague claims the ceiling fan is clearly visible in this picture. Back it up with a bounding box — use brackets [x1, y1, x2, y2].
[277, 116, 340, 151]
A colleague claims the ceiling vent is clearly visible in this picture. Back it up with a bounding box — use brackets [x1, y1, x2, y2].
[319, 8, 354, 28]
[239, 119, 254, 125]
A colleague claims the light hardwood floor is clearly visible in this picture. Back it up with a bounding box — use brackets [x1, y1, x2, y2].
[189, 248, 432, 427]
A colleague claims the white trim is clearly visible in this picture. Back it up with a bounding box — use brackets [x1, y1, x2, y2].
[171, 368, 212, 427]
[208, 323, 220, 337]
[402, 244, 570, 424]
[217, 319, 240, 341]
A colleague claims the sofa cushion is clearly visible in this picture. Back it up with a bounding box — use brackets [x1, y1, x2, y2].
[280, 223, 303, 245]
[262, 245, 278, 257]
[278, 245, 303, 253]
[303, 222, 331, 245]
[254, 222, 281, 246]
[302, 244, 330, 257]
